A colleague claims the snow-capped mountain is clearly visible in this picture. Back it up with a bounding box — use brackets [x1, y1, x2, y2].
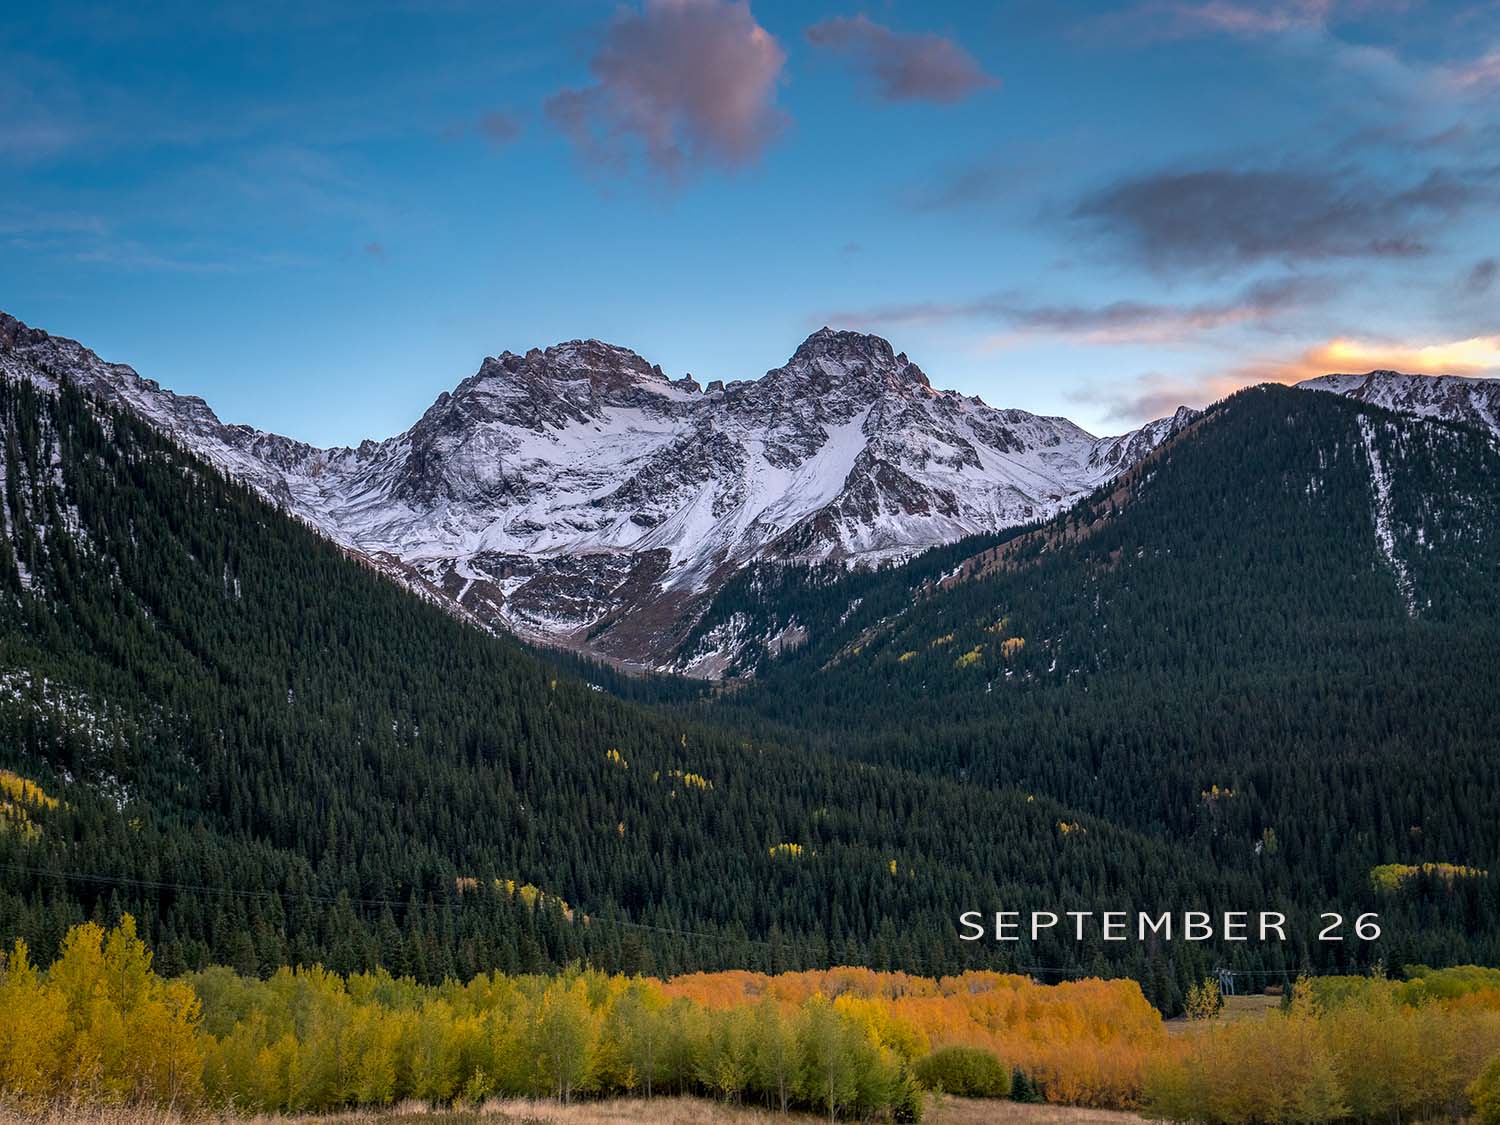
[11, 313, 1196, 663]
[25, 309, 1491, 669]
[1298, 371, 1500, 436]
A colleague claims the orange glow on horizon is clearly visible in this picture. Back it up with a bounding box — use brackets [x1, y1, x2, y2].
[1306, 335, 1500, 378]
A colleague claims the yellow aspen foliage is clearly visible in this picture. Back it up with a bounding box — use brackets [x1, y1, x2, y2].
[897, 650, 917, 662]
[6, 920, 1500, 1120]
[768, 842, 806, 858]
[0, 769, 60, 810]
[1183, 977, 1223, 1020]
[530, 977, 596, 1103]
[0, 940, 67, 1105]
[15, 916, 204, 1107]
[1000, 636, 1025, 660]
[666, 768, 712, 790]
[605, 748, 628, 768]
[494, 878, 576, 921]
[1473, 1053, 1500, 1124]
[0, 770, 59, 841]
[1370, 861, 1487, 892]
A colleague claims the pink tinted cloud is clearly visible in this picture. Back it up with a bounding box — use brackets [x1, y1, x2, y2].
[545, 0, 787, 178]
[1149, 0, 1333, 38]
[1446, 50, 1500, 90]
[805, 15, 999, 103]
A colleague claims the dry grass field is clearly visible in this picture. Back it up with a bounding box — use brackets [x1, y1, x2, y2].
[1163, 992, 1282, 1036]
[0, 1096, 1150, 1124]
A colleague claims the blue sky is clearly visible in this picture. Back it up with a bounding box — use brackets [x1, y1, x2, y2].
[3, 0, 1498, 445]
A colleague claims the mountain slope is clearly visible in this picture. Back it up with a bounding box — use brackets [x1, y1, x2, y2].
[1, 371, 1274, 998]
[676, 386, 1500, 968]
[1299, 370, 1500, 435]
[0, 312, 1195, 666]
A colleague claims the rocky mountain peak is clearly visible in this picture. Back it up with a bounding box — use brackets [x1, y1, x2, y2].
[792, 326, 895, 363]
[1297, 370, 1500, 436]
[10, 305, 1377, 672]
[777, 327, 932, 396]
[0, 312, 48, 352]
[542, 338, 668, 384]
[475, 339, 671, 393]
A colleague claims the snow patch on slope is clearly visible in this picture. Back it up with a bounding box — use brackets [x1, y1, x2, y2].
[1357, 416, 1415, 615]
[0, 313, 1198, 665]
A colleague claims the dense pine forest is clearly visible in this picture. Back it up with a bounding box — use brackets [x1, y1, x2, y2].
[1, 375, 1497, 1020]
[679, 386, 1500, 970]
[2, 375, 1270, 1009]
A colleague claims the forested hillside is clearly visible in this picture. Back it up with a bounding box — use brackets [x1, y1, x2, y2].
[680, 385, 1500, 969]
[1, 374, 1270, 1008]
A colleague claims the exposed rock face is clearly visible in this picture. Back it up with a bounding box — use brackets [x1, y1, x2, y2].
[1298, 371, 1500, 436]
[2, 312, 1209, 666]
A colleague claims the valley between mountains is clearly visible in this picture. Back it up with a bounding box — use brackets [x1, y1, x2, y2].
[3, 306, 1500, 999]
[1, 312, 1201, 669]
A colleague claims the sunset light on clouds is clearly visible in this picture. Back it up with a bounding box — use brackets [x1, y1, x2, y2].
[1308, 336, 1500, 377]
[2, 0, 1497, 440]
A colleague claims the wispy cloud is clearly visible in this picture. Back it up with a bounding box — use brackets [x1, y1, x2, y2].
[820, 276, 1334, 343]
[1103, 0, 1337, 42]
[1465, 257, 1498, 294]
[476, 110, 523, 148]
[804, 15, 999, 104]
[0, 54, 86, 163]
[544, 0, 787, 179]
[1444, 49, 1500, 91]
[68, 240, 315, 274]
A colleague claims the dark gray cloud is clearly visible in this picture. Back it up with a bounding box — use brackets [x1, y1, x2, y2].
[805, 15, 999, 104]
[821, 275, 1334, 342]
[544, 0, 786, 177]
[476, 110, 522, 148]
[1073, 166, 1482, 269]
[1466, 257, 1498, 294]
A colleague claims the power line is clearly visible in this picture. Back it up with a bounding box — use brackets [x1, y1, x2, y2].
[0, 860, 779, 952]
[4, 863, 1297, 980]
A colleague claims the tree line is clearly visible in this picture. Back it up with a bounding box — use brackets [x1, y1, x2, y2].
[4, 918, 1500, 1123]
[0, 375, 1306, 1004]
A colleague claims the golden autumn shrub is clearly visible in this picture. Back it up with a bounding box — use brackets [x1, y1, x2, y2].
[1146, 1001, 1346, 1124]
[1147, 979, 1500, 1123]
[0, 940, 67, 1106]
[1473, 1053, 1500, 1125]
[6, 919, 1500, 1122]
[0, 917, 202, 1108]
